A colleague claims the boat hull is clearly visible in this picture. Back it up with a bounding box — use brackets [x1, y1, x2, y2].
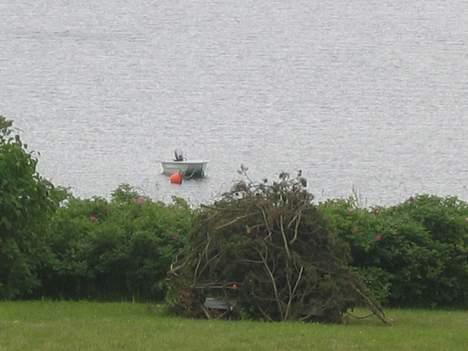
[161, 160, 208, 177]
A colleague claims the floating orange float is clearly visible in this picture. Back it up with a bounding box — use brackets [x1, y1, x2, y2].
[170, 171, 183, 185]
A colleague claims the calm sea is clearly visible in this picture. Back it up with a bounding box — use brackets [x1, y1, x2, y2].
[1, 0, 467, 205]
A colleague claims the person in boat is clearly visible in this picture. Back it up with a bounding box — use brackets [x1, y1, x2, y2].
[174, 149, 184, 161]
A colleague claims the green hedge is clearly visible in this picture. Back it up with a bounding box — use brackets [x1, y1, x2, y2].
[36, 185, 193, 301]
[319, 196, 468, 308]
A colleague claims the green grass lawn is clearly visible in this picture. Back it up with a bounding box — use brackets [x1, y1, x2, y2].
[0, 302, 466, 351]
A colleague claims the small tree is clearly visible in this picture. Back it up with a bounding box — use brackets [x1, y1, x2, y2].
[0, 116, 55, 298]
[168, 170, 386, 323]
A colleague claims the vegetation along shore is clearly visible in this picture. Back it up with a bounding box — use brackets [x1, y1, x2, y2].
[1, 115, 467, 347]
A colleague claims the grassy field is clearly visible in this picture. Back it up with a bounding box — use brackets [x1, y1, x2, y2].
[0, 302, 466, 351]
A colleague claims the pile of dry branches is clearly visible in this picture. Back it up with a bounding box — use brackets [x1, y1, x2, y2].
[168, 171, 387, 323]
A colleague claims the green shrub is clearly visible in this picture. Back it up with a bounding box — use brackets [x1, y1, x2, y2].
[0, 116, 56, 299]
[39, 185, 193, 301]
[319, 195, 468, 308]
[387, 196, 468, 306]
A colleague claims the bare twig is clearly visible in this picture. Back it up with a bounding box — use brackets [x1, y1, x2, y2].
[215, 213, 256, 230]
[255, 246, 284, 320]
[279, 215, 291, 260]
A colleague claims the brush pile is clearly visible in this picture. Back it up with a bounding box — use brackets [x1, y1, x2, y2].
[168, 170, 386, 323]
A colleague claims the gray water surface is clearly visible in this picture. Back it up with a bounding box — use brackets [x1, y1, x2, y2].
[1, 1, 467, 205]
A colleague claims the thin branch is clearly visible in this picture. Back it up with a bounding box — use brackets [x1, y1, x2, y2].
[257, 304, 273, 321]
[255, 246, 284, 320]
[284, 265, 304, 320]
[215, 213, 256, 230]
[279, 215, 291, 259]
[258, 205, 273, 238]
[290, 210, 303, 245]
[351, 283, 389, 325]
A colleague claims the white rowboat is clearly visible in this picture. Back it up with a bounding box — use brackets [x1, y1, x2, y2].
[160, 160, 208, 178]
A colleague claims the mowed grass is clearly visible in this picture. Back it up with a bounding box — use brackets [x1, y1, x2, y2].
[0, 302, 467, 351]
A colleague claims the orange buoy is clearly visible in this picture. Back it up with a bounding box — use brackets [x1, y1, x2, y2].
[170, 171, 183, 185]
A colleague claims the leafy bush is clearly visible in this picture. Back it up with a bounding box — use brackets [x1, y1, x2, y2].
[319, 195, 468, 307]
[0, 116, 56, 298]
[387, 196, 468, 306]
[167, 173, 386, 323]
[38, 185, 193, 301]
